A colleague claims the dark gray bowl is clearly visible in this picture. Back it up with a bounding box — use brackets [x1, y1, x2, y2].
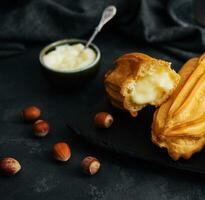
[39, 39, 101, 90]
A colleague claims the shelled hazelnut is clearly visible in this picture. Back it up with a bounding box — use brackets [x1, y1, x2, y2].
[0, 157, 21, 175]
[33, 120, 50, 137]
[22, 106, 41, 122]
[52, 142, 71, 162]
[81, 156, 100, 175]
[94, 112, 113, 128]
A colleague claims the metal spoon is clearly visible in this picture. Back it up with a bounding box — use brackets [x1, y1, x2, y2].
[84, 5, 117, 49]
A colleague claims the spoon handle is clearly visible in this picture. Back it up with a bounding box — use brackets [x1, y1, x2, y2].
[85, 5, 117, 49]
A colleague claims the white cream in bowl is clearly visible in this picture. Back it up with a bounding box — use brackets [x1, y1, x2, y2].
[43, 43, 96, 72]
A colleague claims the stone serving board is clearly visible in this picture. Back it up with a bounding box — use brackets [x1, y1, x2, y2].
[68, 97, 205, 175]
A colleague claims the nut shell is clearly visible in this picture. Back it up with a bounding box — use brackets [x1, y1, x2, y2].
[81, 156, 100, 175]
[0, 157, 21, 175]
[33, 120, 50, 137]
[22, 106, 41, 122]
[94, 112, 113, 128]
[52, 142, 71, 161]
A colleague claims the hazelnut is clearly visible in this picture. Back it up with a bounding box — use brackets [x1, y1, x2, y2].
[0, 157, 21, 175]
[22, 106, 41, 122]
[81, 156, 100, 175]
[33, 120, 50, 137]
[94, 112, 113, 128]
[52, 142, 71, 162]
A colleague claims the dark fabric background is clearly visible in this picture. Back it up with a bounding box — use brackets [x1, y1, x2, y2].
[0, 0, 204, 59]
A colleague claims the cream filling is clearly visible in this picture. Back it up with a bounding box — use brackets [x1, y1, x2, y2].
[43, 43, 96, 72]
[128, 71, 174, 105]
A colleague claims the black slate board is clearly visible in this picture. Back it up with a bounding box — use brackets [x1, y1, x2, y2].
[69, 96, 205, 175]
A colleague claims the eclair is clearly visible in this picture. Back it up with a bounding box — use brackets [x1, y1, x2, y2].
[105, 53, 180, 117]
[152, 53, 205, 160]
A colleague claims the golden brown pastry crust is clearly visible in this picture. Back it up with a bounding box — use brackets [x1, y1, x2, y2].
[105, 53, 180, 117]
[152, 53, 205, 160]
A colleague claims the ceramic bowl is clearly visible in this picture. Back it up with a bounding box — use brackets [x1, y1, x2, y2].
[39, 39, 101, 89]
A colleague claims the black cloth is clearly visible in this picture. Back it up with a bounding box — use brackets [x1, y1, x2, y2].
[0, 0, 204, 59]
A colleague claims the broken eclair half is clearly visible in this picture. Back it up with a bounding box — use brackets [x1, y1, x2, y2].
[105, 53, 180, 117]
[152, 53, 205, 160]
